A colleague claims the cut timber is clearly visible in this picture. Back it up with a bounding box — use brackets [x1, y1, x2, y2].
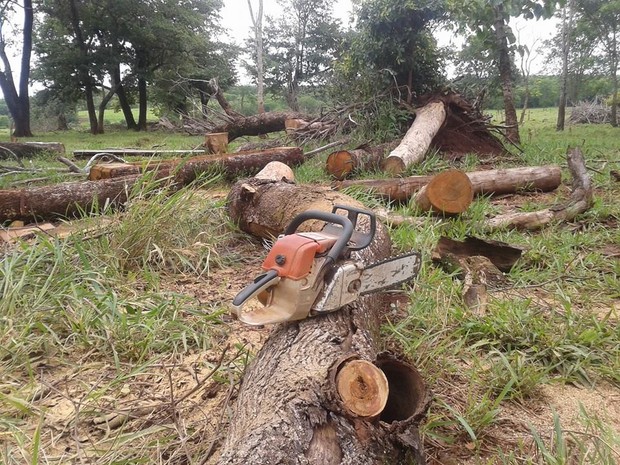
[0, 176, 138, 223]
[334, 165, 562, 202]
[88, 147, 304, 182]
[0, 142, 65, 159]
[254, 161, 295, 181]
[326, 142, 400, 180]
[210, 111, 312, 141]
[487, 147, 593, 230]
[0, 223, 56, 243]
[221, 177, 430, 464]
[204, 132, 229, 154]
[73, 149, 207, 160]
[413, 169, 473, 214]
[383, 101, 446, 175]
[335, 359, 389, 420]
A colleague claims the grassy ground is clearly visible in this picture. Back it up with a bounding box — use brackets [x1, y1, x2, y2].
[1, 108, 619, 464]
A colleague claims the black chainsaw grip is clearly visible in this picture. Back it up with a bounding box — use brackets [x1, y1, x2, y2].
[283, 210, 354, 263]
[232, 269, 279, 307]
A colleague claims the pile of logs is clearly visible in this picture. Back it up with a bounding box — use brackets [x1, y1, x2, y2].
[569, 100, 612, 124]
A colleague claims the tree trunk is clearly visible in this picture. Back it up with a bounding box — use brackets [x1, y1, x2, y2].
[73, 149, 206, 160]
[88, 147, 305, 182]
[0, 175, 138, 224]
[97, 82, 122, 134]
[412, 169, 473, 215]
[382, 101, 446, 175]
[0, 0, 34, 137]
[211, 111, 311, 141]
[334, 165, 562, 202]
[68, 0, 99, 135]
[112, 65, 137, 130]
[493, 5, 520, 144]
[0, 142, 65, 159]
[610, 31, 618, 127]
[557, 2, 574, 131]
[326, 142, 400, 180]
[137, 76, 148, 131]
[249, 0, 266, 113]
[218, 178, 430, 464]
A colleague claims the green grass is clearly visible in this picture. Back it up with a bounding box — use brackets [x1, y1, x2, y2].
[1, 107, 620, 463]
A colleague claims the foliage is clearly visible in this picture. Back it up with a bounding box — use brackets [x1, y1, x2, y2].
[258, 0, 341, 111]
[331, 0, 444, 103]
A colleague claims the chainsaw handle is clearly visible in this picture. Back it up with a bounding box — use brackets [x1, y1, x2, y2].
[283, 210, 354, 264]
[231, 269, 280, 310]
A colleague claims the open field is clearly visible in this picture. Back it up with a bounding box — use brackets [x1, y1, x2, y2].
[1, 107, 619, 464]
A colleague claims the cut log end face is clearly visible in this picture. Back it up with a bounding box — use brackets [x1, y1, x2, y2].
[423, 169, 474, 214]
[326, 150, 354, 180]
[336, 360, 389, 419]
[382, 156, 407, 176]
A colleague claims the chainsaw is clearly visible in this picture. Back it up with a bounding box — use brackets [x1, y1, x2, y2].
[231, 205, 421, 326]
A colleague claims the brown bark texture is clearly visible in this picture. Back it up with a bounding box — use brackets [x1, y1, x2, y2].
[487, 148, 592, 230]
[211, 111, 312, 141]
[0, 175, 138, 223]
[326, 142, 400, 180]
[334, 165, 562, 203]
[219, 179, 430, 464]
[383, 101, 447, 175]
[88, 147, 304, 182]
[0, 142, 65, 159]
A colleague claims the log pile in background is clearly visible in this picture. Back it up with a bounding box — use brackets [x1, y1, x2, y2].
[326, 141, 399, 180]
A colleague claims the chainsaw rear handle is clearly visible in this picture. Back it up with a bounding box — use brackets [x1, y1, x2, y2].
[283, 210, 354, 265]
[331, 205, 376, 251]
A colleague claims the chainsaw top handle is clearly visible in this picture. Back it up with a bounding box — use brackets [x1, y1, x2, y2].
[284, 210, 354, 266]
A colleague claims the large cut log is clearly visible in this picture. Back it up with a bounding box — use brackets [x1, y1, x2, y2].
[412, 169, 473, 214]
[0, 176, 138, 223]
[88, 147, 304, 182]
[487, 148, 592, 230]
[334, 165, 562, 202]
[383, 101, 447, 175]
[219, 178, 430, 464]
[326, 142, 400, 180]
[210, 111, 312, 141]
[0, 142, 65, 159]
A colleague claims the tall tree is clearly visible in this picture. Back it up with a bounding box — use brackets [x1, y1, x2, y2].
[264, 0, 341, 111]
[449, 0, 560, 144]
[575, 0, 620, 126]
[248, 0, 265, 113]
[556, 0, 575, 131]
[0, 0, 33, 137]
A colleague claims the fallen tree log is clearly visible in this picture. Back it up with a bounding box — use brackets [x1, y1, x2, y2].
[88, 147, 304, 182]
[0, 142, 65, 159]
[0, 175, 138, 223]
[210, 111, 312, 141]
[326, 142, 400, 180]
[412, 169, 473, 214]
[219, 177, 430, 464]
[383, 101, 446, 175]
[334, 165, 562, 202]
[487, 148, 592, 230]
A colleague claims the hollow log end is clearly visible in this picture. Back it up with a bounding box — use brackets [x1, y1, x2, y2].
[326, 150, 354, 180]
[336, 359, 389, 419]
[425, 169, 474, 214]
[382, 156, 406, 176]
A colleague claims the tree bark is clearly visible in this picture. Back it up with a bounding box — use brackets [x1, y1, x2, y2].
[0, 0, 33, 137]
[557, 1, 574, 131]
[334, 165, 562, 202]
[383, 101, 446, 175]
[493, 5, 520, 144]
[211, 111, 312, 141]
[248, 0, 265, 113]
[326, 142, 400, 180]
[73, 149, 206, 160]
[0, 142, 65, 159]
[412, 169, 473, 215]
[218, 178, 430, 464]
[487, 148, 592, 230]
[88, 147, 305, 182]
[0, 175, 138, 224]
[112, 64, 138, 130]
